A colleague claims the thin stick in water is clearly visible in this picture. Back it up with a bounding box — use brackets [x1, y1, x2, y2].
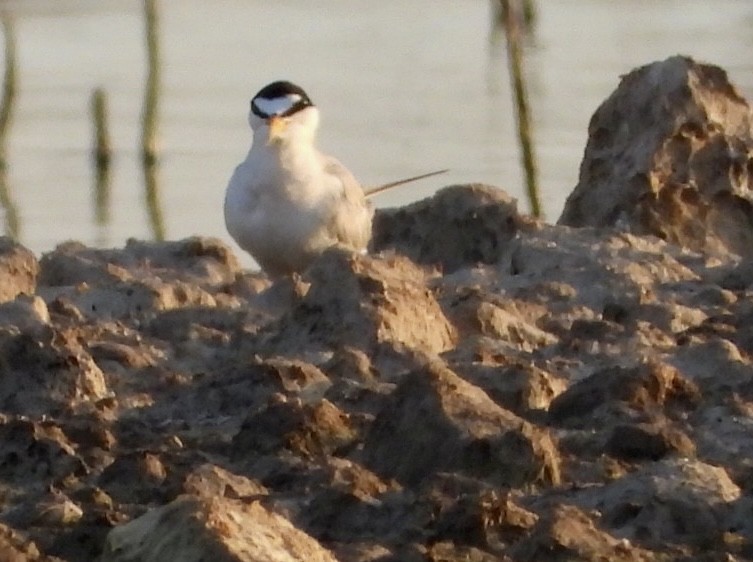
[501, 0, 541, 218]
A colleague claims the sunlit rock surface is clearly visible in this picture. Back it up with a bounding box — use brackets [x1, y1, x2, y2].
[560, 55, 753, 259]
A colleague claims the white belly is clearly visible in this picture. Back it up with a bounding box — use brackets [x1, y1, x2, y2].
[223, 143, 371, 276]
[224, 163, 338, 275]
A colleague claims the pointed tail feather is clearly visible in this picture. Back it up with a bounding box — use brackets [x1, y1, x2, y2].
[364, 169, 449, 198]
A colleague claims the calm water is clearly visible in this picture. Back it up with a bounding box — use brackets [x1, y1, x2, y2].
[1, 0, 752, 266]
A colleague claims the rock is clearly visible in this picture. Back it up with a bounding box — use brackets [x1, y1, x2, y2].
[605, 421, 696, 461]
[100, 494, 338, 562]
[361, 360, 561, 487]
[504, 224, 701, 312]
[686, 399, 753, 482]
[0, 417, 85, 485]
[45, 279, 218, 321]
[669, 337, 750, 392]
[27, 492, 83, 527]
[0, 328, 109, 415]
[560, 55, 753, 257]
[299, 483, 403, 544]
[447, 354, 566, 416]
[0, 521, 64, 561]
[270, 248, 456, 355]
[582, 458, 741, 548]
[40, 237, 241, 288]
[233, 397, 357, 460]
[98, 451, 168, 504]
[0, 237, 39, 304]
[323, 347, 379, 384]
[182, 463, 268, 499]
[371, 184, 523, 272]
[548, 360, 701, 427]
[441, 286, 557, 352]
[430, 489, 538, 548]
[0, 295, 50, 332]
[511, 504, 653, 562]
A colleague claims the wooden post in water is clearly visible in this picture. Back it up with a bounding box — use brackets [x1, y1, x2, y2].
[0, 16, 19, 238]
[500, 0, 541, 218]
[141, 0, 165, 240]
[91, 88, 111, 232]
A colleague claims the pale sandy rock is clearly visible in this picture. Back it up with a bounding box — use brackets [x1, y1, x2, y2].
[441, 287, 557, 352]
[144, 307, 248, 348]
[328, 542, 392, 562]
[581, 458, 741, 547]
[101, 494, 338, 562]
[668, 337, 749, 386]
[371, 184, 522, 272]
[0, 237, 39, 304]
[511, 504, 655, 562]
[182, 464, 269, 499]
[0, 328, 109, 415]
[447, 355, 566, 415]
[361, 359, 560, 487]
[323, 347, 379, 383]
[503, 224, 701, 311]
[40, 236, 241, 287]
[145, 356, 334, 442]
[233, 397, 357, 459]
[688, 400, 753, 481]
[269, 247, 456, 355]
[87, 339, 163, 371]
[26, 492, 83, 527]
[39, 241, 132, 286]
[548, 360, 701, 428]
[44, 278, 217, 320]
[122, 237, 242, 285]
[0, 295, 50, 331]
[0, 417, 84, 485]
[560, 55, 753, 257]
[320, 457, 392, 498]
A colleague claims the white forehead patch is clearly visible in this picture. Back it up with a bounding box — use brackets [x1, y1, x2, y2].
[253, 94, 302, 116]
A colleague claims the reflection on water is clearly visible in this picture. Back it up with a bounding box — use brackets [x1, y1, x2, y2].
[140, 0, 164, 240]
[143, 159, 163, 241]
[90, 87, 111, 246]
[490, 0, 537, 36]
[0, 1, 751, 264]
[0, 17, 18, 239]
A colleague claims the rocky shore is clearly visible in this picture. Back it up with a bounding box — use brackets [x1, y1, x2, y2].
[2, 56, 753, 561]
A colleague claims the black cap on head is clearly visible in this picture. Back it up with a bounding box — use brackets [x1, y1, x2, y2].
[251, 81, 313, 119]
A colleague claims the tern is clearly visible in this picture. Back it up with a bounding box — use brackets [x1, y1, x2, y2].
[224, 80, 446, 277]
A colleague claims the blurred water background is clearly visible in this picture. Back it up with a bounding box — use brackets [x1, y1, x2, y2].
[0, 0, 752, 265]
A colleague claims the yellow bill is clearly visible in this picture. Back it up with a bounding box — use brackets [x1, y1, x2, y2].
[267, 116, 287, 145]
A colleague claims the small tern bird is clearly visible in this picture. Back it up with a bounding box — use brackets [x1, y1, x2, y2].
[224, 80, 447, 277]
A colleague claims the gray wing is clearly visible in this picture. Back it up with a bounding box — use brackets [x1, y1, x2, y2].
[322, 156, 374, 251]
